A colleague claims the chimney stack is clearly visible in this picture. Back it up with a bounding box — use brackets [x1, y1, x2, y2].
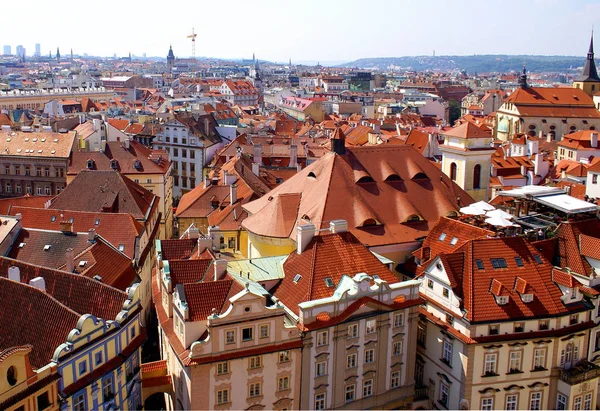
[66, 248, 74, 272]
[297, 223, 316, 254]
[214, 259, 228, 281]
[188, 226, 200, 239]
[253, 143, 263, 165]
[124, 138, 130, 149]
[60, 221, 73, 233]
[204, 118, 210, 136]
[591, 132, 598, 148]
[329, 219, 348, 234]
[88, 228, 96, 243]
[29, 277, 46, 292]
[289, 144, 298, 168]
[8, 266, 20, 282]
[230, 184, 237, 204]
[252, 162, 260, 176]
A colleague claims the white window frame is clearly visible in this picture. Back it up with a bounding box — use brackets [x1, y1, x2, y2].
[393, 341, 403, 356]
[316, 361, 327, 377]
[316, 330, 328, 347]
[347, 353, 357, 369]
[364, 349, 374, 364]
[557, 393, 568, 410]
[217, 389, 229, 405]
[348, 324, 358, 338]
[315, 393, 326, 410]
[506, 394, 518, 410]
[393, 313, 404, 327]
[363, 379, 373, 397]
[481, 397, 493, 411]
[365, 318, 376, 334]
[249, 382, 261, 397]
[260, 324, 269, 339]
[216, 361, 229, 375]
[345, 384, 355, 402]
[391, 371, 400, 388]
[278, 376, 289, 391]
[530, 391, 542, 410]
[225, 330, 235, 344]
[442, 340, 453, 365]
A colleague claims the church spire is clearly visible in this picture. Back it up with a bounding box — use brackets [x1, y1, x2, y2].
[580, 30, 600, 82]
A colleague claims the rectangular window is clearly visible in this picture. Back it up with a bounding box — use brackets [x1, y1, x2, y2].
[217, 389, 229, 404]
[78, 361, 87, 376]
[514, 322, 525, 333]
[417, 323, 427, 347]
[427, 279, 434, 289]
[73, 394, 85, 411]
[316, 361, 327, 377]
[594, 174, 598, 184]
[365, 349, 374, 364]
[317, 330, 328, 346]
[439, 381, 449, 407]
[226, 330, 235, 344]
[514, 256, 523, 267]
[260, 324, 269, 339]
[442, 340, 453, 365]
[345, 384, 355, 402]
[574, 396, 583, 410]
[14, 165, 20, 175]
[25, 166, 30, 176]
[315, 393, 326, 410]
[348, 324, 358, 338]
[391, 371, 400, 388]
[481, 397, 493, 411]
[489, 324, 499, 335]
[347, 353, 357, 368]
[557, 394, 568, 410]
[363, 379, 373, 397]
[44, 167, 50, 177]
[393, 313, 404, 327]
[506, 394, 518, 410]
[509, 351, 522, 373]
[249, 356, 262, 369]
[539, 320, 549, 330]
[37, 391, 51, 410]
[530, 391, 542, 410]
[190, 150, 195, 159]
[102, 376, 114, 401]
[182, 149, 187, 158]
[533, 348, 546, 370]
[249, 382, 261, 397]
[365, 319, 376, 334]
[217, 361, 229, 375]
[242, 327, 253, 341]
[484, 353, 497, 375]
[393, 341, 403, 356]
[443, 287, 450, 298]
[584, 393, 592, 410]
[95, 352, 103, 365]
[279, 350, 290, 363]
[278, 376, 289, 391]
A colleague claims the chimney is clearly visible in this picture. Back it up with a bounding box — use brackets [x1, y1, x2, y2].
[547, 132, 553, 143]
[331, 127, 346, 155]
[204, 178, 211, 188]
[8, 266, 20, 282]
[88, 228, 96, 243]
[372, 122, 380, 133]
[520, 164, 527, 177]
[289, 144, 298, 167]
[188, 226, 200, 239]
[538, 130, 543, 139]
[60, 221, 73, 233]
[534, 153, 543, 176]
[197, 236, 212, 253]
[124, 138, 130, 149]
[296, 162, 302, 172]
[223, 171, 236, 186]
[214, 259, 228, 281]
[230, 184, 237, 204]
[247, 134, 252, 145]
[252, 162, 260, 176]
[66, 248, 74, 272]
[591, 132, 598, 148]
[204, 118, 210, 136]
[297, 223, 316, 254]
[329, 219, 348, 234]
[253, 143, 263, 165]
[207, 225, 221, 251]
[29, 277, 46, 292]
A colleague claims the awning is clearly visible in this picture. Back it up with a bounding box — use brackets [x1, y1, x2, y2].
[533, 193, 599, 214]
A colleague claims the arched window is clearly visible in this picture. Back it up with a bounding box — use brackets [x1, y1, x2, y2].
[450, 163, 457, 182]
[473, 164, 481, 190]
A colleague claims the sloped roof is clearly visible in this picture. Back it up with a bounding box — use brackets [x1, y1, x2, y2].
[554, 219, 600, 276]
[49, 170, 156, 220]
[275, 231, 400, 314]
[442, 121, 491, 139]
[436, 236, 590, 323]
[184, 279, 244, 321]
[243, 146, 472, 247]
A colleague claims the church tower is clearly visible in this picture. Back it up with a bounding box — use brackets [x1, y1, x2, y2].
[573, 32, 600, 96]
[167, 45, 175, 71]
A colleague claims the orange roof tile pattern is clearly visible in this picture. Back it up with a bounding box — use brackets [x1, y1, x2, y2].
[184, 279, 244, 321]
[243, 146, 473, 247]
[275, 231, 402, 314]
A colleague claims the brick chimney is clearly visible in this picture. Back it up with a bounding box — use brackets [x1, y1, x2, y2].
[289, 144, 298, 167]
[253, 143, 263, 165]
[66, 248, 74, 272]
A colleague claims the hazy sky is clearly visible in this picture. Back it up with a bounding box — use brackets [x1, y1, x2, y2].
[1, 0, 598, 63]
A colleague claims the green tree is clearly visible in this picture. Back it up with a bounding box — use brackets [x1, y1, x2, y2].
[448, 100, 461, 125]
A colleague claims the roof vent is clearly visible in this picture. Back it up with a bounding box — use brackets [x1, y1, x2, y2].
[324, 278, 334, 287]
[79, 260, 87, 267]
[43, 244, 51, 251]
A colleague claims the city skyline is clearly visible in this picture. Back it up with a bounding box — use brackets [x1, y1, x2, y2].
[1, 0, 598, 63]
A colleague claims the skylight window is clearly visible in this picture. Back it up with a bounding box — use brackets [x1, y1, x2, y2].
[293, 274, 302, 284]
[450, 237, 458, 246]
[438, 233, 447, 241]
[79, 261, 87, 267]
[94, 219, 100, 225]
[533, 254, 543, 264]
[490, 258, 507, 269]
[514, 256, 524, 267]
[43, 244, 51, 251]
[50, 216, 56, 222]
[324, 278, 334, 288]
[18, 242, 26, 248]
[475, 259, 485, 270]
[118, 244, 125, 252]
[68, 218, 74, 223]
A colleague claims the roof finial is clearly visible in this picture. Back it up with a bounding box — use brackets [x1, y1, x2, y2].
[518, 65, 528, 88]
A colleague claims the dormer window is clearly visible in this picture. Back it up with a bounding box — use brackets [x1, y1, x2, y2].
[86, 159, 95, 169]
[110, 159, 118, 170]
[497, 295, 509, 305]
[521, 293, 533, 303]
[438, 233, 447, 241]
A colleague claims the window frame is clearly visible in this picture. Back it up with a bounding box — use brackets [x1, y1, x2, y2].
[364, 348, 375, 364]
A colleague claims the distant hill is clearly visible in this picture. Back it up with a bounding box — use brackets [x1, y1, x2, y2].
[338, 55, 587, 73]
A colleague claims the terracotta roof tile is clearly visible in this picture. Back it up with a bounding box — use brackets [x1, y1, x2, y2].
[169, 259, 212, 287]
[183, 279, 243, 321]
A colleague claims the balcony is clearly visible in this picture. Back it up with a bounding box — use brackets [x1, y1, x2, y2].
[557, 360, 600, 385]
[414, 384, 429, 401]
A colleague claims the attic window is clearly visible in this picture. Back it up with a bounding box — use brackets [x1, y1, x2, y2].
[497, 295, 509, 305]
[110, 160, 118, 170]
[356, 176, 375, 184]
[119, 244, 125, 252]
[360, 218, 379, 227]
[43, 244, 51, 251]
[438, 233, 447, 241]
[324, 278, 334, 288]
[68, 218, 74, 223]
[86, 160, 94, 169]
[50, 216, 56, 222]
[307, 172, 317, 180]
[134, 160, 142, 170]
[404, 214, 422, 223]
[94, 219, 100, 225]
[491, 258, 507, 269]
[18, 242, 26, 248]
[385, 174, 402, 182]
[450, 237, 458, 246]
[412, 172, 428, 180]
[79, 260, 87, 267]
[522, 293, 534, 303]
[293, 274, 302, 284]
[514, 256, 523, 267]
[533, 254, 543, 264]
[475, 259, 484, 270]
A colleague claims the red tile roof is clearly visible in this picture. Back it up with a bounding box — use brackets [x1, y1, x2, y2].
[159, 238, 197, 260]
[554, 219, 600, 276]
[183, 279, 244, 321]
[442, 121, 491, 139]
[169, 259, 212, 287]
[0, 196, 53, 215]
[275, 231, 401, 314]
[243, 146, 472, 248]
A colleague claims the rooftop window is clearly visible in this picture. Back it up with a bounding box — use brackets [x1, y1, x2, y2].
[438, 233, 447, 241]
[533, 254, 543, 264]
[490, 258, 507, 269]
[514, 256, 523, 267]
[324, 278, 334, 288]
[293, 274, 302, 284]
[475, 259, 485, 270]
[450, 237, 458, 246]
[43, 244, 51, 251]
